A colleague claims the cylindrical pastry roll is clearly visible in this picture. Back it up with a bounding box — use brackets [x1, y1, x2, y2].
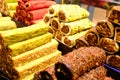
[63, 30, 88, 48]
[7, 3, 18, 11]
[55, 47, 106, 80]
[24, 18, 31, 26]
[85, 28, 100, 46]
[27, 8, 48, 20]
[48, 4, 61, 17]
[77, 66, 107, 80]
[34, 65, 57, 80]
[96, 20, 114, 38]
[55, 30, 63, 42]
[108, 6, 120, 25]
[114, 27, 120, 43]
[58, 5, 89, 22]
[0, 21, 17, 31]
[17, 50, 61, 79]
[7, 32, 52, 56]
[60, 18, 93, 35]
[0, 17, 11, 21]
[0, 21, 48, 46]
[43, 14, 52, 25]
[20, 10, 27, 18]
[75, 36, 89, 48]
[17, 15, 24, 22]
[51, 18, 61, 30]
[99, 38, 119, 54]
[18, 0, 25, 10]
[106, 55, 120, 70]
[25, 1, 56, 11]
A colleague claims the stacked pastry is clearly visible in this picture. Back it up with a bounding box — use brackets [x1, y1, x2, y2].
[84, 6, 120, 70]
[0, 0, 18, 17]
[44, 4, 93, 48]
[34, 47, 113, 80]
[0, 0, 8, 16]
[6, 0, 18, 17]
[106, 6, 120, 70]
[14, 0, 56, 25]
[0, 21, 61, 80]
[0, 16, 17, 31]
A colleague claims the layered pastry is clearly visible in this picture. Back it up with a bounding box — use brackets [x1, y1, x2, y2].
[0, 21, 48, 46]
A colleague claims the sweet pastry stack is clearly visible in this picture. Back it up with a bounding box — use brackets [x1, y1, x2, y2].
[84, 6, 120, 70]
[0, 21, 61, 80]
[0, 16, 17, 31]
[14, 0, 56, 25]
[106, 6, 120, 70]
[0, 0, 18, 17]
[44, 4, 93, 48]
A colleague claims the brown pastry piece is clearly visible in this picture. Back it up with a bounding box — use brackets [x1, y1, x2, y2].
[60, 18, 93, 35]
[48, 4, 61, 17]
[99, 38, 119, 54]
[75, 36, 89, 48]
[34, 65, 57, 80]
[114, 27, 120, 43]
[63, 30, 88, 48]
[0, 20, 17, 31]
[85, 28, 100, 46]
[108, 6, 120, 25]
[43, 14, 52, 25]
[96, 20, 114, 38]
[55, 47, 106, 80]
[77, 66, 107, 80]
[106, 55, 120, 70]
[55, 30, 63, 42]
[51, 18, 60, 30]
